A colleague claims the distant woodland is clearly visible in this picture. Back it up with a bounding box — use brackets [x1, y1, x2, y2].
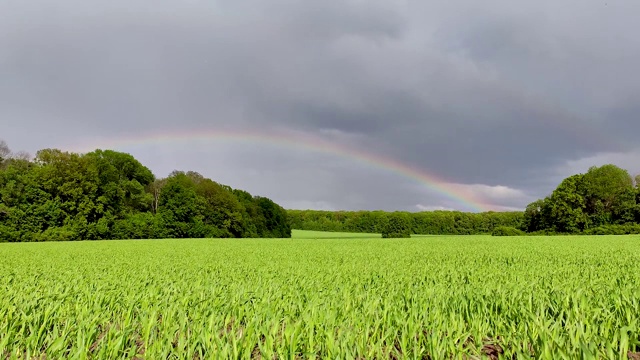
[288, 210, 525, 235]
[1, 139, 639, 241]
[0, 140, 291, 242]
[290, 164, 640, 236]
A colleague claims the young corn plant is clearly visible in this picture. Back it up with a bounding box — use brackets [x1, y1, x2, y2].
[0, 235, 639, 358]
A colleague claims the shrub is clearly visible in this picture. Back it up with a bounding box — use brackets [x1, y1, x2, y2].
[492, 226, 525, 236]
[583, 224, 640, 235]
[0, 225, 17, 242]
[381, 213, 411, 238]
[34, 226, 78, 242]
[112, 213, 166, 239]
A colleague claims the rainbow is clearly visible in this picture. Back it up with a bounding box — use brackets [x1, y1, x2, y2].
[70, 128, 493, 212]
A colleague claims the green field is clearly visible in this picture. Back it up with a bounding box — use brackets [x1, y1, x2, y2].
[291, 229, 381, 239]
[291, 230, 441, 239]
[1, 233, 640, 359]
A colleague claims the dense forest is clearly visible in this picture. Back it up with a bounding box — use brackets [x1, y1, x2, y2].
[0, 140, 291, 242]
[289, 165, 640, 236]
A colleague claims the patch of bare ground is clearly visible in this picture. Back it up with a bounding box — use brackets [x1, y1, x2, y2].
[628, 352, 640, 360]
[133, 332, 145, 360]
[481, 344, 504, 360]
[251, 343, 262, 360]
[251, 335, 280, 360]
[89, 324, 110, 353]
[171, 331, 179, 350]
[217, 318, 246, 340]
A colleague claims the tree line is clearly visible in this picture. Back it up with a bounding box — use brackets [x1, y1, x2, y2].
[289, 164, 640, 236]
[287, 209, 525, 235]
[2, 137, 638, 240]
[0, 140, 291, 242]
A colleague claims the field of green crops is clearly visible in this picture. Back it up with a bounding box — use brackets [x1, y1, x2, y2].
[1, 231, 640, 359]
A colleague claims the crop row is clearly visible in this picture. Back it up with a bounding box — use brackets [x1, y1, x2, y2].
[1, 236, 639, 359]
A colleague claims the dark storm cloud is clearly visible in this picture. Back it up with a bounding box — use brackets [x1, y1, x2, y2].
[2, 0, 639, 210]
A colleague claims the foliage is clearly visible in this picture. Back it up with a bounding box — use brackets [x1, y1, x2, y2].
[1, 235, 640, 358]
[291, 229, 379, 239]
[3, 137, 638, 241]
[545, 174, 589, 233]
[522, 199, 545, 233]
[491, 226, 525, 236]
[289, 164, 640, 237]
[0, 140, 290, 241]
[288, 209, 524, 235]
[523, 164, 640, 234]
[381, 212, 411, 238]
[582, 224, 640, 235]
[255, 197, 292, 238]
[582, 165, 635, 225]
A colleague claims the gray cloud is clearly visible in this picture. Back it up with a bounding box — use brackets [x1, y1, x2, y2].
[2, 0, 639, 211]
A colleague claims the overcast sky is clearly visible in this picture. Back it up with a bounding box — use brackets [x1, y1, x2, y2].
[2, 0, 639, 212]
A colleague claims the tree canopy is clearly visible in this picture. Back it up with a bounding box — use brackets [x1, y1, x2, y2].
[523, 164, 640, 234]
[0, 140, 290, 242]
[288, 209, 525, 235]
[381, 212, 412, 238]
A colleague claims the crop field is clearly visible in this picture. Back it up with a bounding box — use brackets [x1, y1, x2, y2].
[1, 232, 640, 359]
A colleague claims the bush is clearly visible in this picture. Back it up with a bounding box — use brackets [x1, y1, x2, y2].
[381, 213, 411, 238]
[492, 226, 525, 236]
[525, 230, 574, 236]
[34, 226, 78, 242]
[583, 224, 640, 235]
[0, 225, 17, 242]
[112, 213, 167, 239]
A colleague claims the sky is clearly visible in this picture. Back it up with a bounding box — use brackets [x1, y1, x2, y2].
[1, 0, 639, 212]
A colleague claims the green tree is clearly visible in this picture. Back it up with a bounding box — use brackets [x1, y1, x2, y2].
[255, 197, 291, 238]
[381, 212, 411, 238]
[32, 149, 104, 239]
[189, 172, 245, 237]
[0, 158, 45, 241]
[582, 165, 635, 225]
[232, 189, 261, 237]
[157, 172, 205, 238]
[520, 165, 638, 234]
[0, 146, 290, 241]
[545, 174, 588, 233]
[85, 149, 155, 216]
[523, 199, 546, 233]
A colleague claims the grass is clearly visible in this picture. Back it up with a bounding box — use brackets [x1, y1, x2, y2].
[1, 233, 640, 358]
[291, 229, 380, 239]
[292, 230, 440, 239]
